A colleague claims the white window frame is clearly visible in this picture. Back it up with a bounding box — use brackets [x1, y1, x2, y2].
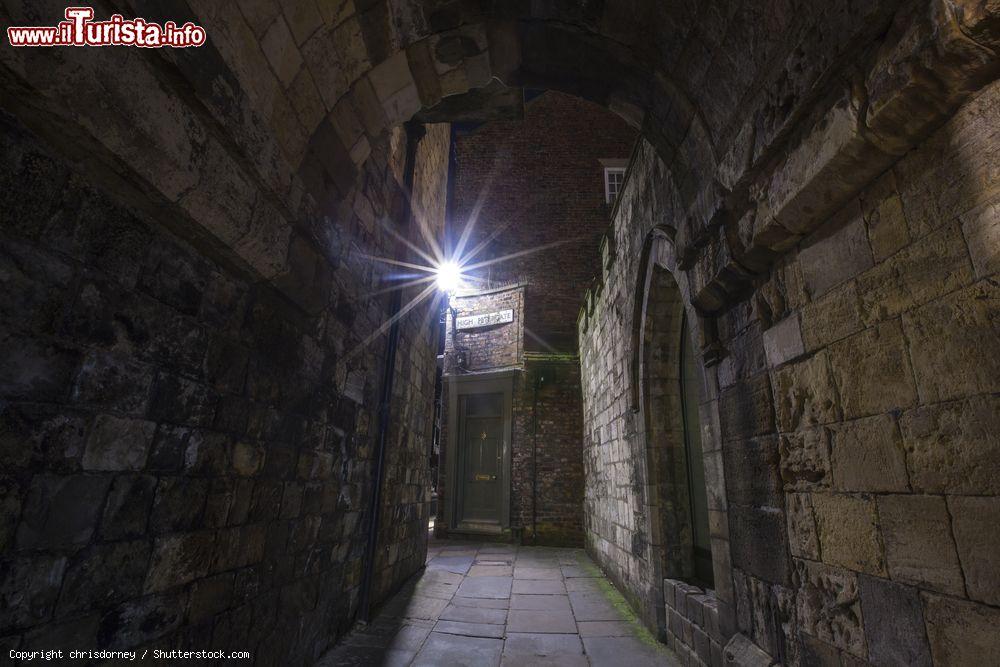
[600, 158, 629, 205]
[603, 167, 626, 204]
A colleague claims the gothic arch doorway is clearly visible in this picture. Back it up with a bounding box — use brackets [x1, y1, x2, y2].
[630, 228, 727, 637]
[636, 255, 714, 588]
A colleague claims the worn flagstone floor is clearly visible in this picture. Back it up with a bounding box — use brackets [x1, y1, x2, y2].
[316, 539, 679, 666]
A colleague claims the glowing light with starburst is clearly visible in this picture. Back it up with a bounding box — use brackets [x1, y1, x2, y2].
[435, 260, 463, 293]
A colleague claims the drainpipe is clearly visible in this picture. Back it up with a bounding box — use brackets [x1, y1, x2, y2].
[359, 121, 425, 623]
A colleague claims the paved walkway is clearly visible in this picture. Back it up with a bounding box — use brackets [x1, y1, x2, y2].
[317, 540, 679, 666]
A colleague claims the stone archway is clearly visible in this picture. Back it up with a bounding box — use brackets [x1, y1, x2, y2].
[3, 1, 991, 321]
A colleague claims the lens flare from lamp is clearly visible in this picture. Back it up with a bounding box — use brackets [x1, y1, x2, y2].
[435, 261, 462, 293]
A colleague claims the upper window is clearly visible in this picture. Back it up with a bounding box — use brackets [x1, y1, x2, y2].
[604, 167, 626, 204]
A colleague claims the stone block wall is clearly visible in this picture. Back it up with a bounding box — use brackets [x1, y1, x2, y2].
[579, 75, 1000, 666]
[663, 578, 725, 667]
[368, 122, 451, 605]
[0, 118, 448, 663]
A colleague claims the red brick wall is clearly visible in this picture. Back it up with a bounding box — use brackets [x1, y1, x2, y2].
[443, 286, 525, 374]
[438, 92, 635, 545]
[451, 91, 638, 352]
[512, 359, 586, 545]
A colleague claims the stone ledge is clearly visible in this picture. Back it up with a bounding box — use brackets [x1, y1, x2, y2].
[664, 578, 726, 666]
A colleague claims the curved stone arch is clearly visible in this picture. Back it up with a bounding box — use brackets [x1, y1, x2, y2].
[629, 225, 732, 637]
[292, 14, 720, 217]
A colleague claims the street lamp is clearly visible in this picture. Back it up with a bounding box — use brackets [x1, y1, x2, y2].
[435, 260, 463, 293]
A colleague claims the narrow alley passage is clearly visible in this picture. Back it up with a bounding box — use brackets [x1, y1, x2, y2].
[316, 540, 678, 666]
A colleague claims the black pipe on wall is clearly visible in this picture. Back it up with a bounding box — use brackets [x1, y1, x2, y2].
[531, 369, 545, 544]
[358, 121, 426, 623]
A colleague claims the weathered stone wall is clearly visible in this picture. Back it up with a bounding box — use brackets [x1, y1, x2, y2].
[664, 577, 726, 667]
[1, 1, 996, 663]
[579, 76, 1000, 666]
[579, 144, 692, 634]
[0, 117, 447, 663]
[368, 122, 451, 605]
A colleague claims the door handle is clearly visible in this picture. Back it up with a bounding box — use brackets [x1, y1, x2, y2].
[491, 475, 497, 480]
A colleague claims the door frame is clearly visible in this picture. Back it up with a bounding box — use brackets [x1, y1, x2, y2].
[446, 370, 516, 532]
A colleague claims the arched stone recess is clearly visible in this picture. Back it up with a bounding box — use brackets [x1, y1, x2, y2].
[628, 227, 736, 644]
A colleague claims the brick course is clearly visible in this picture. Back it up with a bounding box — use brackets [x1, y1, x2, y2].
[452, 91, 637, 352]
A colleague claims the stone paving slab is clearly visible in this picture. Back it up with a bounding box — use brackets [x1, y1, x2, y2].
[427, 555, 475, 574]
[515, 555, 561, 564]
[561, 564, 601, 577]
[502, 632, 584, 655]
[342, 620, 433, 649]
[582, 636, 672, 667]
[565, 577, 603, 593]
[383, 593, 450, 620]
[456, 575, 513, 599]
[509, 593, 572, 611]
[568, 592, 623, 622]
[412, 632, 503, 666]
[316, 540, 680, 666]
[576, 621, 636, 637]
[316, 644, 416, 666]
[501, 654, 590, 666]
[470, 564, 514, 577]
[440, 604, 508, 624]
[407, 578, 460, 600]
[475, 557, 515, 565]
[435, 619, 507, 639]
[479, 544, 518, 554]
[450, 596, 510, 609]
[507, 609, 577, 634]
[511, 578, 566, 595]
[514, 566, 563, 579]
[558, 553, 586, 565]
